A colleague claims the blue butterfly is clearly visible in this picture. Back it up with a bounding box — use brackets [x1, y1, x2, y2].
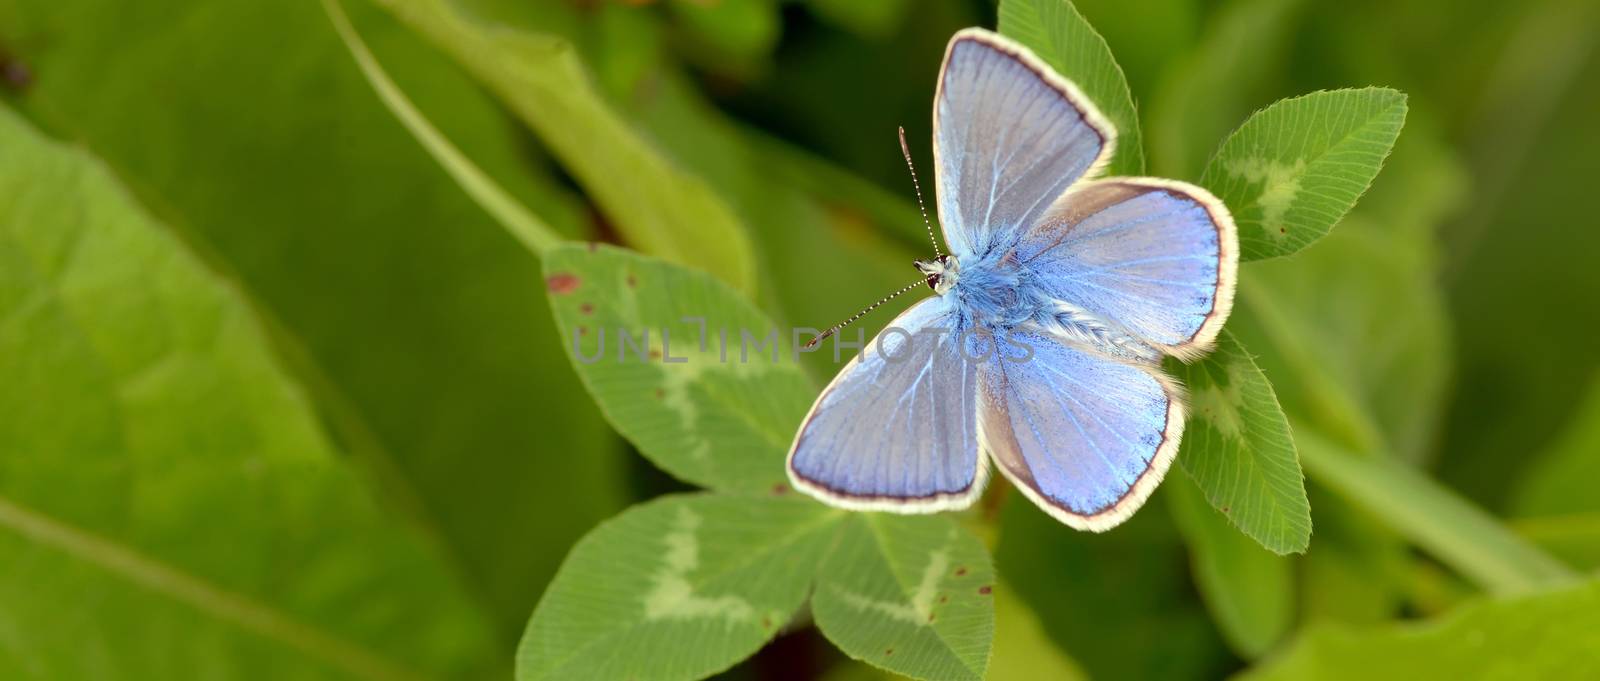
[787, 28, 1238, 531]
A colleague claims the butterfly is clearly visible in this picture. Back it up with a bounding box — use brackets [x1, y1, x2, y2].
[786, 28, 1238, 531]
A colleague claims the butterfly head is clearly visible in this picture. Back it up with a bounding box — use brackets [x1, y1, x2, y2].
[915, 254, 960, 295]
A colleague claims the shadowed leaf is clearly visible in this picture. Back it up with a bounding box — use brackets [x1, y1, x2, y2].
[0, 106, 495, 680]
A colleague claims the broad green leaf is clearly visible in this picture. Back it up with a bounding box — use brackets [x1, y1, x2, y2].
[992, 0, 1145, 176]
[371, 0, 758, 294]
[1148, 0, 1304, 178]
[999, 0, 1145, 175]
[1512, 373, 1600, 517]
[1167, 477, 1294, 658]
[998, 498, 1231, 681]
[1296, 429, 1577, 594]
[1169, 331, 1310, 554]
[517, 494, 840, 681]
[544, 243, 814, 492]
[4, 0, 622, 635]
[813, 515, 995, 681]
[0, 105, 493, 679]
[1238, 579, 1600, 681]
[1200, 88, 1408, 260]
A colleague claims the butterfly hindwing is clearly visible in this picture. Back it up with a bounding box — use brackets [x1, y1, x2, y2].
[788, 298, 985, 511]
[934, 28, 1114, 260]
[1013, 178, 1238, 359]
[978, 328, 1185, 531]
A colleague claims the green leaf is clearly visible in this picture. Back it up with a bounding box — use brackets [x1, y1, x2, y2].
[813, 515, 995, 681]
[517, 494, 840, 681]
[999, 0, 1145, 175]
[371, 0, 758, 294]
[1296, 429, 1578, 595]
[1199, 88, 1408, 260]
[1168, 331, 1310, 554]
[0, 105, 494, 679]
[544, 243, 815, 492]
[1238, 580, 1600, 681]
[1167, 477, 1294, 658]
[7, 0, 623, 634]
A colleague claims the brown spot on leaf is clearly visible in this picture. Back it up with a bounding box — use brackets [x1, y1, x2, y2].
[884, 648, 894, 657]
[577, 326, 588, 336]
[927, 613, 936, 623]
[654, 388, 665, 399]
[1222, 506, 1232, 514]
[546, 273, 580, 294]
[771, 483, 789, 496]
[579, 303, 594, 315]
[761, 616, 772, 629]
[954, 567, 967, 577]
[978, 586, 992, 595]
[938, 595, 948, 604]
[587, 241, 599, 252]
[649, 349, 662, 360]
[626, 274, 637, 288]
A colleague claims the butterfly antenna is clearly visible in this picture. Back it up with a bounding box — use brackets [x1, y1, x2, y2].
[899, 126, 942, 258]
[805, 277, 928, 349]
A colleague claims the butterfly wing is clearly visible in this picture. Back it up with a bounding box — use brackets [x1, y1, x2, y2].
[1014, 178, 1238, 360]
[934, 28, 1114, 260]
[788, 298, 984, 511]
[979, 328, 1184, 531]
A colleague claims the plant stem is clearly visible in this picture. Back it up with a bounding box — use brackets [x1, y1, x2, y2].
[1296, 427, 1579, 594]
[321, 0, 560, 255]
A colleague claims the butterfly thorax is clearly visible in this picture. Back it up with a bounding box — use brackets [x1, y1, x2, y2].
[943, 248, 1161, 363]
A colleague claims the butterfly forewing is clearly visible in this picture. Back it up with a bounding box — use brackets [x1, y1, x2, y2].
[933, 29, 1115, 260]
[787, 298, 985, 512]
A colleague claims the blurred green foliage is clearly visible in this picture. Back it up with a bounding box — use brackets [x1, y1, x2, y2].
[2, 0, 1597, 679]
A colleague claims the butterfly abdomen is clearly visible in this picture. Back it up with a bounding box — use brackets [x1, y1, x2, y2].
[1041, 301, 1161, 362]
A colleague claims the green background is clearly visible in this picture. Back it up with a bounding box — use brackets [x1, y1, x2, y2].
[2, 0, 1597, 678]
